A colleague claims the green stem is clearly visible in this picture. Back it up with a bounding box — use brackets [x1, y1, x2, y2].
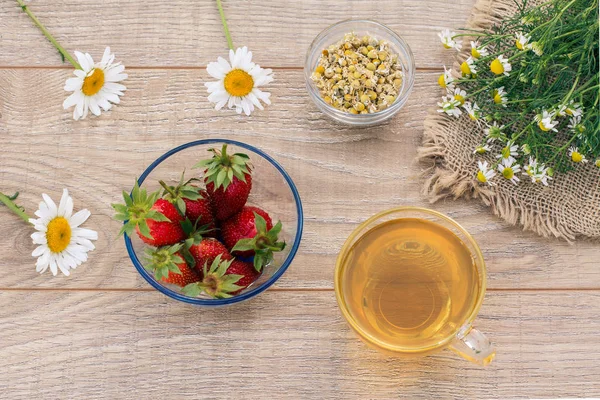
[15, 0, 81, 69]
[215, 0, 234, 50]
[0, 192, 31, 224]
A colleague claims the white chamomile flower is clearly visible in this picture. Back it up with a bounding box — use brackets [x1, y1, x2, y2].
[448, 87, 467, 106]
[63, 47, 127, 121]
[496, 140, 519, 162]
[460, 56, 478, 76]
[523, 157, 551, 186]
[535, 110, 558, 132]
[515, 32, 531, 50]
[567, 115, 586, 135]
[569, 146, 588, 163]
[463, 102, 481, 121]
[476, 161, 496, 185]
[490, 54, 512, 76]
[521, 143, 531, 155]
[565, 100, 583, 117]
[437, 66, 455, 90]
[437, 95, 462, 118]
[474, 143, 491, 154]
[438, 29, 462, 51]
[484, 122, 506, 143]
[493, 86, 508, 107]
[470, 41, 489, 58]
[205, 46, 274, 116]
[29, 189, 98, 276]
[498, 159, 521, 185]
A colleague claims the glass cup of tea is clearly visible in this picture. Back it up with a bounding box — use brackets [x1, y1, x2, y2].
[334, 207, 495, 365]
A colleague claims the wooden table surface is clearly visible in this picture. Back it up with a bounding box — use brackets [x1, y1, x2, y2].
[1, 0, 599, 398]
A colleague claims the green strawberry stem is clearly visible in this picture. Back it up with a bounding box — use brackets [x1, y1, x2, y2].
[158, 180, 178, 199]
[0, 191, 31, 223]
[14, 0, 81, 69]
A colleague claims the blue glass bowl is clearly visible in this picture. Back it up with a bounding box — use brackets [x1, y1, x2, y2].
[124, 139, 303, 306]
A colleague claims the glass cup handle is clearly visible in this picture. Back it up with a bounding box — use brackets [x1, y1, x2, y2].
[449, 325, 496, 366]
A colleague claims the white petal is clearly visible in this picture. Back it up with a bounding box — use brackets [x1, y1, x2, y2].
[74, 69, 87, 79]
[56, 256, 71, 276]
[42, 193, 58, 216]
[57, 189, 70, 217]
[64, 77, 83, 92]
[100, 46, 111, 67]
[69, 209, 91, 228]
[241, 98, 253, 116]
[31, 231, 47, 245]
[36, 251, 51, 273]
[49, 257, 58, 276]
[32, 245, 47, 257]
[72, 227, 98, 240]
[89, 98, 102, 116]
[207, 61, 227, 79]
[75, 51, 91, 71]
[63, 91, 84, 110]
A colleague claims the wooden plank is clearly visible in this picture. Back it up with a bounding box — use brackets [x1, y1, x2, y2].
[1, 69, 599, 290]
[0, 290, 598, 398]
[0, 0, 475, 68]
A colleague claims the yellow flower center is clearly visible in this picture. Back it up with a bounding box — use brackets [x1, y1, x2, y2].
[538, 121, 550, 131]
[516, 39, 524, 50]
[460, 61, 471, 76]
[476, 146, 486, 154]
[46, 217, 72, 253]
[490, 59, 504, 75]
[469, 112, 478, 121]
[595, 159, 600, 168]
[493, 92, 503, 104]
[471, 47, 480, 58]
[437, 74, 446, 88]
[224, 69, 254, 97]
[454, 95, 465, 105]
[502, 167, 514, 179]
[571, 152, 583, 163]
[476, 171, 487, 183]
[501, 147, 511, 159]
[82, 68, 105, 96]
[565, 108, 574, 116]
[443, 43, 452, 49]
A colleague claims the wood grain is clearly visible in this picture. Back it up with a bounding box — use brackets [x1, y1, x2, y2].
[1, 69, 599, 290]
[0, 0, 475, 68]
[0, 290, 599, 399]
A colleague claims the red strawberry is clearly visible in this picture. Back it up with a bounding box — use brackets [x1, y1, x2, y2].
[159, 174, 217, 236]
[221, 206, 272, 254]
[194, 144, 252, 221]
[162, 260, 200, 287]
[183, 189, 216, 234]
[112, 181, 185, 247]
[221, 206, 286, 272]
[189, 238, 233, 275]
[225, 260, 260, 294]
[144, 244, 200, 287]
[181, 255, 257, 299]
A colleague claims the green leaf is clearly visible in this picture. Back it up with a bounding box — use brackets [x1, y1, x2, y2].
[231, 238, 256, 252]
[253, 212, 267, 233]
[267, 220, 283, 240]
[216, 169, 227, 188]
[137, 220, 152, 239]
[146, 210, 170, 222]
[227, 168, 234, 183]
[181, 283, 202, 297]
[176, 197, 186, 215]
[253, 254, 265, 271]
[193, 159, 213, 169]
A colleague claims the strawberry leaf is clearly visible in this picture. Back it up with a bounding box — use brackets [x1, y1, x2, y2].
[182, 283, 202, 297]
[231, 238, 256, 252]
[254, 212, 267, 234]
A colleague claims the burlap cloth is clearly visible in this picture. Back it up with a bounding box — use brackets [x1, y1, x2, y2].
[418, 0, 600, 242]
